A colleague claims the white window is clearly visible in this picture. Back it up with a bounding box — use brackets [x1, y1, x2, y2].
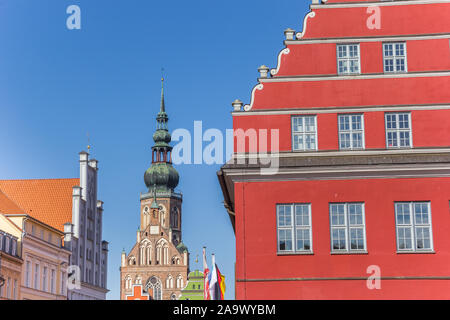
[395, 202, 433, 252]
[330, 203, 366, 252]
[292, 116, 317, 151]
[337, 44, 360, 75]
[6, 277, 11, 299]
[277, 204, 313, 253]
[13, 280, 17, 299]
[5, 237, 10, 254]
[34, 264, 39, 290]
[385, 113, 412, 148]
[43, 267, 47, 292]
[338, 114, 364, 150]
[383, 42, 407, 73]
[51, 269, 55, 294]
[25, 261, 31, 287]
[61, 271, 65, 295]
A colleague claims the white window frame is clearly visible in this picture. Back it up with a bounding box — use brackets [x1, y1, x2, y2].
[395, 202, 434, 253]
[329, 203, 367, 253]
[34, 263, 40, 290]
[338, 114, 365, 150]
[25, 261, 31, 287]
[50, 269, 55, 294]
[291, 115, 318, 152]
[385, 112, 413, 148]
[276, 203, 313, 254]
[43, 266, 47, 292]
[383, 42, 407, 73]
[337, 43, 361, 75]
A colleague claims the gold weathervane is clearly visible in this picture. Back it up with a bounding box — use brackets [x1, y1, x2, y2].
[87, 132, 92, 152]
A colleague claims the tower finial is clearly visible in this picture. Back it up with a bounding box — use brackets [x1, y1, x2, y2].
[87, 132, 91, 153]
[160, 68, 165, 113]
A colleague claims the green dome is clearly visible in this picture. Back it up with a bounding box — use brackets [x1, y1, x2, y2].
[144, 162, 179, 191]
[153, 129, 171, 144]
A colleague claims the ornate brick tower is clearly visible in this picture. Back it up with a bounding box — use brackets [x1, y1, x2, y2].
[120, 79, 189, 300]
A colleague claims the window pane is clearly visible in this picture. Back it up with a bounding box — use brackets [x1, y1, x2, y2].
[278, 205, 292, 227]
[398, 227, 412, 249]
[278, 229, 293, 251]
[295, 205, 310, 226]
[330, 204, 345, 226]
[350, 228, 365, 250]
[293, 117, 303, 132]
[415, 227, 431, 250]
[384, 44, 393, 56]
[332, 228, 346, 250]
[296, 228, 311, 251]
[348, 204, 363, 225]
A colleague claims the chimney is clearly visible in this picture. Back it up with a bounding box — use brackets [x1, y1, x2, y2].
[89, 159, 98, 170]
[231, 99, 243, 112]
[79, 151, 89, 200]
[64, 223, 74, 250]
[258, 65, 270, 78]
[284, 28, 295, 41]
[72, 186, 82, 238]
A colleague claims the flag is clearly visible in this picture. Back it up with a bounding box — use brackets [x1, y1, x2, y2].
[202, 247, 210, 300]
[216, 264, 226, 300]
[208, 254, 226, 300]
[209, 254, 219, 300]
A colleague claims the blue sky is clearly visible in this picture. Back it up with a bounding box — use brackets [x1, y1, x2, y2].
[0, 0, 309, 299]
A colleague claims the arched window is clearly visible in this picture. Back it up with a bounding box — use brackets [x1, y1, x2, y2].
[166, 275, 173, 289]
[125, 275, 132, 289]
[160, 208, 166, 227]
[176, 275, 183, 289]
[146, 276, 162, 300]
[135, 276, 142, 285]
[128, 256, 136, 266]
[146, 244, 152, 265]
[172, 208, 179, 229]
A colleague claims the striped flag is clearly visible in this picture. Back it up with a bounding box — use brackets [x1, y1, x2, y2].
[202, 247, 210, 300]
[209, 254, 226, 300]
[216, 264, 226, 300]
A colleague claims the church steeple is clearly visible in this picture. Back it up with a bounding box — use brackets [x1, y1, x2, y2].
[144, 78, 180, 192]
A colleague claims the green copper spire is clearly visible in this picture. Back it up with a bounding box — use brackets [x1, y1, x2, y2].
[144, 78, 180, 192]
[160, 77, 165, 113]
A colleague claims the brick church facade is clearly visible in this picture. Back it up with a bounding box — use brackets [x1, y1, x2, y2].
[120, 80, 189, 300]
[218, 0, 450, 299]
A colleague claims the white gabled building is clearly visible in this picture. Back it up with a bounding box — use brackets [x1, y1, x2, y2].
[64, 151, 109, 300]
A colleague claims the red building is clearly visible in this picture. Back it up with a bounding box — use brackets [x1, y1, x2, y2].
[218, 0, 450, 299]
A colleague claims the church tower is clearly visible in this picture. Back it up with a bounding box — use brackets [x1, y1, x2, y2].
[120, 78, 189, 300]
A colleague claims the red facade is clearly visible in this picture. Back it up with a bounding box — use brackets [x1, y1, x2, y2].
[218, 0, 450, 299]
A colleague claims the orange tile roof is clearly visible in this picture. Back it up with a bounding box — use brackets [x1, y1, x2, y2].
[0, 190, 26, 215]
[0, 179, 79, 233]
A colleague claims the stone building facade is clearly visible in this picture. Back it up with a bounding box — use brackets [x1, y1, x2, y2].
[0, 229, 22, 300]
[0, 151, 109, 300]
[120, 80, 189, 300]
